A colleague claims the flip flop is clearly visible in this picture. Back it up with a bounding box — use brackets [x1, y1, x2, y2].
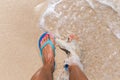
[38, 32, 56, 68]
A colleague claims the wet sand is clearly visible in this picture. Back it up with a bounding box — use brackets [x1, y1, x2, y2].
[36, 0, 120, 80]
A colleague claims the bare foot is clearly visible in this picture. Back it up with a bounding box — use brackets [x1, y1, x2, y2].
[68, 34, 79, 42]
[56, 34, 83, 70]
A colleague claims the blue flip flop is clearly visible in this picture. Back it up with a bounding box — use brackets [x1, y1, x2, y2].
[38, 32, 56, 68]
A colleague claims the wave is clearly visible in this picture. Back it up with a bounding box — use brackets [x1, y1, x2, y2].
[35, 0, 120, 40]
[35, 0, 120, 80]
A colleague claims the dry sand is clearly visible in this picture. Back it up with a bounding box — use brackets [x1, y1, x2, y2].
[0, 0, 44, 80]
[0, 0, 66, 80]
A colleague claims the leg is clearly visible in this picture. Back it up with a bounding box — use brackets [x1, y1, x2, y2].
[57, 34, 88, 80]
[31, 63, 54, 80]
[69, 65, 88, 80]
[31, 34, 55, 80]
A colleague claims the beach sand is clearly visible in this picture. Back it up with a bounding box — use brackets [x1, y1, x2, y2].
[0, 0, 120, 80]
[0, 0, 67, 80]
[0, 0, 44, 80]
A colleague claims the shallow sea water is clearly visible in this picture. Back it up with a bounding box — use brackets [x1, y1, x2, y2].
[36, 0, 120, 80]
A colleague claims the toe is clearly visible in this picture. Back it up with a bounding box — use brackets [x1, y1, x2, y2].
[40, 34, 48, 47]
[45, 34, 48, 41]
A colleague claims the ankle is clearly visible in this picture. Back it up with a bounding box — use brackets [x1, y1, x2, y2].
[44, 63, 54, 73]
[68, 65, 79, 72]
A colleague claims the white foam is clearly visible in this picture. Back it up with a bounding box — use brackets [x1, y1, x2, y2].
[115, 33, 120, 39]
[34, 1, 46, 12]
[97, 0, 120, 15]
[35, 0, 120, 40]
[85, 0, 94, 9]
[55, 38, 83, 70]
[94, 0, 120, 40]
[34, 0, 63, 38]
[97, 0, 115, 10]
[108, 22, 120, 39]
[39, 0, 63, 27]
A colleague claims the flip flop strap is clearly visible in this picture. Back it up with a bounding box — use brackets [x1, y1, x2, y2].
[40, 39, 55, 57]
[38, 32, 48, 49]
